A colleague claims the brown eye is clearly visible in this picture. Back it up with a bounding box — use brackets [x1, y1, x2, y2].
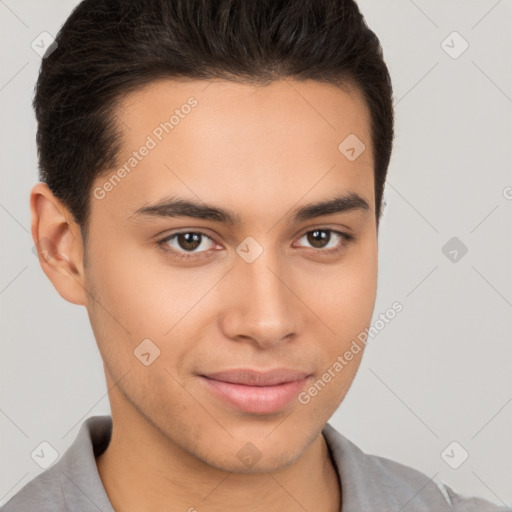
[297, 229, 350, 252]
[158, 231, 216, 259]
[176, 232, 202, 251]
[306, 230, 331, 249]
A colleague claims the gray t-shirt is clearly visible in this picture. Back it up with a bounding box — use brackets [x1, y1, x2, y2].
[1, 415, 508, 511]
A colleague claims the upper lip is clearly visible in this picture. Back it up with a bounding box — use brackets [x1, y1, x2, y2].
[201, 368, 311, 386]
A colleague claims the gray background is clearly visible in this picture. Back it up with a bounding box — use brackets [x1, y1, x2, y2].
[1, 0, 511, 507]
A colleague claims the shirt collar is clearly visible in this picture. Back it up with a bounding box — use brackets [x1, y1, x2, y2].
[58, 415, 451, 512]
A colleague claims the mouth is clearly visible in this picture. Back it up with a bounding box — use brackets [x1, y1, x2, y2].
[198, 368, 312, 414]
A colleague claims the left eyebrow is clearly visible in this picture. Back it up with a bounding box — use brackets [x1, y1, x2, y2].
[130, 192, 370, 225]
[290, 192, 370, 223]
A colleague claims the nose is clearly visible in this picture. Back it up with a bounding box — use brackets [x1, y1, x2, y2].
[220, 250, 301, 349]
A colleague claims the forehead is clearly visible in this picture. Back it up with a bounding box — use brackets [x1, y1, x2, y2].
[114, 77, 372, 154]
[93, 78, 374, 224]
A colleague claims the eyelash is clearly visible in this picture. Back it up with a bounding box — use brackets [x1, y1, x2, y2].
[156, 228, 354, 261]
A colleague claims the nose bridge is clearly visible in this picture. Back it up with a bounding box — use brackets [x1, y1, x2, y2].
[243, 251, 285, 308]
[227, 239, 298, 346]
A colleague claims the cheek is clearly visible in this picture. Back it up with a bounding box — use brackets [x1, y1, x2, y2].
[84, 236, 216, 381]
[315, 236, 378, 339]
[299, 251, 377, 415]
[85, 233, 191, 333]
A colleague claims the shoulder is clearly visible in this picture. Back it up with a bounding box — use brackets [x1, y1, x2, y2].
[433, 480, 511, 512]
[321, 422, 509, 511]
[0, 465, 67, 511]
[1, 415, 114, 512]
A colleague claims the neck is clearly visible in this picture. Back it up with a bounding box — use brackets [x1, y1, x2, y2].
[96, 409, 341, 512]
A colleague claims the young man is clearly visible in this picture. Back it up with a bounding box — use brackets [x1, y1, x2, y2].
[2, 1, 507, 511]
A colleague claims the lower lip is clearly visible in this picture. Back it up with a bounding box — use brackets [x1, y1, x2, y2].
[199, 376, 311, 414]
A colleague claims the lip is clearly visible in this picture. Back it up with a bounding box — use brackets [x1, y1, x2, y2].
[199, 368, 312, 414]
[202, 368, 311, 386]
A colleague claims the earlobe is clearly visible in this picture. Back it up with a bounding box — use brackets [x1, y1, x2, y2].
[30, 182, 88, 306]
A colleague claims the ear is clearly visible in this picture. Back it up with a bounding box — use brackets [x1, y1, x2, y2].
[30, 182, 88, 306]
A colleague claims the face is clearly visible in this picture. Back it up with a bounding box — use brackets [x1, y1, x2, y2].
[83, 78, 378, 472]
